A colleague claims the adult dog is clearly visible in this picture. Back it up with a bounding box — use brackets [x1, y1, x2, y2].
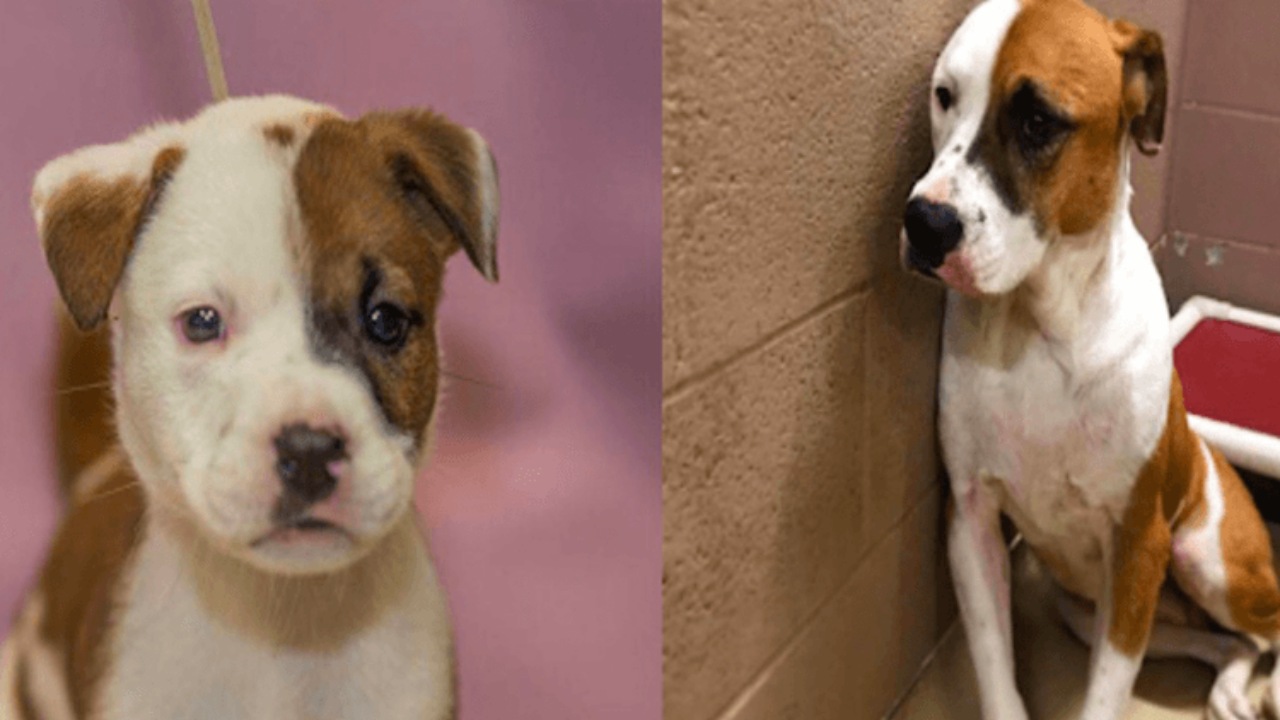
[903, 1, 1280, 718]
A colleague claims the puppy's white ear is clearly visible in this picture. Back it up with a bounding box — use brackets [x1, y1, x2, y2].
[32, 123, 187, 330]
[362, 110, 500, 282]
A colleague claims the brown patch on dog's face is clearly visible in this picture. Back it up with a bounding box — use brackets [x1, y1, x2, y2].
[264, 123, 296, 147]
[293, 111, 497, 444]
[294, 119, 445, 441]
[968, 0, 1165, 237]
[40, 146, 185, 330]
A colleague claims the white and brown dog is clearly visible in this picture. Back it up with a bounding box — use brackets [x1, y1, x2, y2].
[903, 1, 1280, 718]
[0, 94, 498, 719]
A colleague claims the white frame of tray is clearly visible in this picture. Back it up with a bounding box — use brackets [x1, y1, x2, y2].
[1170, 295, 1280, 479]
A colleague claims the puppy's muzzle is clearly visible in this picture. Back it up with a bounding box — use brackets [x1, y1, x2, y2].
[903, 197, 963, 273]
[273, 424, 346, 515]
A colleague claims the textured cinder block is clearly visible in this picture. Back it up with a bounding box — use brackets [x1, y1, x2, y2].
[663, 293, 870, 720]
[663, 0, 972, 390]
[863, 271, 944, 546]
[720, 489, 953, 720]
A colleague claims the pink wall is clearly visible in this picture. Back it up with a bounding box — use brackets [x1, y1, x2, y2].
[1160, 0, 1280, 316]
[0, 1, 660, 718]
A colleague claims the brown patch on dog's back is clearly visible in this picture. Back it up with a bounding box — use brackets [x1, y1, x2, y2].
[36, 452, 144, 716]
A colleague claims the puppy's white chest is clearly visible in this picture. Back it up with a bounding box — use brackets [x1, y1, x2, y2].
[98, 530, 454, 720]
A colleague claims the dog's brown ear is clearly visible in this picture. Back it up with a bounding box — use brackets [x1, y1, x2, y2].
[1111, 20, 1167, 156]
[362, 110, 500, 282]
[32, 125, 187, 330]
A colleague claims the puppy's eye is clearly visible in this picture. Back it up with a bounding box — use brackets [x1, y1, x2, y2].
[181, 306, 223, 343]
[935, 86, 954, 111]
[364, 303, 410, 348]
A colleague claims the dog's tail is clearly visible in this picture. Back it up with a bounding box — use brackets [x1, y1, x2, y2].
[52, 308, 117, 501]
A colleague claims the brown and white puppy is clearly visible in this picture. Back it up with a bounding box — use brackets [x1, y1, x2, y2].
[902, 1, 1280, 719]
[0, 94, 498, 719]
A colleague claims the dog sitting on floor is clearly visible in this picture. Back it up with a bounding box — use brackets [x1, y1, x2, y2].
[901, 1, 1280, 718]
[1, 94, 498, 719]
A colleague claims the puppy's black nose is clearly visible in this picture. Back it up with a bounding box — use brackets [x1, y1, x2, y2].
[903, 197, 964, 268]
[274, 424, 346, 504]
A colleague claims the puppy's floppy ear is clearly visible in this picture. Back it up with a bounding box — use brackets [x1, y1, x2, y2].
[1110, 19, 1167, 156]
[362, 110, 500, 282]
[32, 123, 187, 330]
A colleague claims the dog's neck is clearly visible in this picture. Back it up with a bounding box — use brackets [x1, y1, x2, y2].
[1012, 146, 1146, 343]
[137, 500, 428, 651]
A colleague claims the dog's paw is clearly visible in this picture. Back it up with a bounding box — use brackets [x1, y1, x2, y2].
[1210, 680, 1258, 720]
[1263, 675, 1280, 720]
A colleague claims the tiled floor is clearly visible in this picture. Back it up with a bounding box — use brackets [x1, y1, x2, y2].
[893, 545, 1272, 720]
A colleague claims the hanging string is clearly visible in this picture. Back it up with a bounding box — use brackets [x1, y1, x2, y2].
[190, 0, 229, 101]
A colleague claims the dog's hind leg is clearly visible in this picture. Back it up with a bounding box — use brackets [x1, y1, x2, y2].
[1055, 588, 1261, 719]
[1162, 441, 1280, 719]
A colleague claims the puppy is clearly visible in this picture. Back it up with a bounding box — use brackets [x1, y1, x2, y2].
[1, 94, 498, 719]
[902, 1, 1280, 718]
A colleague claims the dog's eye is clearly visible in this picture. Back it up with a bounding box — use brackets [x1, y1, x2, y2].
[935, 86, 954, 111]
[364, 303, 410, 348]
[181, 306, 223, 343]
[1020, 110, 1060, 151]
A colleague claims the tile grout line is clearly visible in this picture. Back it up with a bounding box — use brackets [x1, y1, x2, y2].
[1180, 100, 1280, 126]
[882, 536, 1024, 719]
[705, 482, 944, 720]
[663, 281, 874, 405]
[1158, 0, 1194, 246]
[880, 620, 962, 720]
[1174, 230, 1280, 255]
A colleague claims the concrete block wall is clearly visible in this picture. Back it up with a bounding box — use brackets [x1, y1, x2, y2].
[663, 1, 968, 718]
[663, 1, 1189, 719]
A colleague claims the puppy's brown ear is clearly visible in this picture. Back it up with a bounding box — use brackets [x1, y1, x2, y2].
[363, 110, 500, 282]
[32, 125, 187, 330]
[1111, 20, 1167, 156]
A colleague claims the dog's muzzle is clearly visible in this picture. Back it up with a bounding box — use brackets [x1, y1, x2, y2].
[903, 197, 963, 273]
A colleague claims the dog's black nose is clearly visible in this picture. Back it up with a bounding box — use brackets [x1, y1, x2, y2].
[903, 197, 964, 268]
[274, 424, 346, 504]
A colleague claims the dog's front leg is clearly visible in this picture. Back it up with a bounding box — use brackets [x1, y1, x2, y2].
[948, 488, 1026, 720]
[1079, 520, 1170, 720]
